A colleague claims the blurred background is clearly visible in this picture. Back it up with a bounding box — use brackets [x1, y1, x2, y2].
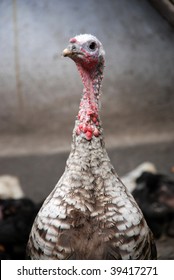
[0, 0, 174, 259]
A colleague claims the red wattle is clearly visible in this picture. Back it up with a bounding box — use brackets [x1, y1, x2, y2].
[85, 131, 93, 140]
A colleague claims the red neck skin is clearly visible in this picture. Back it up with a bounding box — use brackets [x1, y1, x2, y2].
[75, 60, 104, 141]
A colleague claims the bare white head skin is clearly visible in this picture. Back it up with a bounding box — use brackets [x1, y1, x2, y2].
[63, 34, 105, 67]
[63, 34, 105, 140]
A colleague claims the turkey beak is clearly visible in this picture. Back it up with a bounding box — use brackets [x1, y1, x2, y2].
[62, 47, 73, 57]
[62, 44, 82, 58]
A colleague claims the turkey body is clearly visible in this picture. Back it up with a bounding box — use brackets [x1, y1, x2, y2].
[27, 34, 157, 260]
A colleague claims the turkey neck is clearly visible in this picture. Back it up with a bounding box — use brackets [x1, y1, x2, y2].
[75, 61, 104, 141]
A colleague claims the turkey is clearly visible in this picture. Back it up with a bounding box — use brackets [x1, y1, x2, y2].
[27, 34, 157, 260]
[132, 171, 174, 238]
[0, 175, 24, 200]
[0, 198, 41, 259]
[121, 162, 157, 193]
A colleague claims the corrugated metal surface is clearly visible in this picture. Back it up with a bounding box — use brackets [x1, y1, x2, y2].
[0, 0, 174, 155]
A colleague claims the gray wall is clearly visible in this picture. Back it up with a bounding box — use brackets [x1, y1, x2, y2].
[0, 0, 174, 155]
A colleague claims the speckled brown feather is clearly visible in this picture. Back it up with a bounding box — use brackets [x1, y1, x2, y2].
[27, 34, 157, 260]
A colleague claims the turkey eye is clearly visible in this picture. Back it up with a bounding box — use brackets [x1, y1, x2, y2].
[89, 41, 96, 50]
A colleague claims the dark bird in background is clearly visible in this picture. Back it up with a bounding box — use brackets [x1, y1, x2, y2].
[0, 198, 41, 259]
[27, 34, 156, 260]
[121, 162, 157, 193]
[132, 171, 174, 238]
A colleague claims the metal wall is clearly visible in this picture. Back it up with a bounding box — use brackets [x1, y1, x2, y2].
[0, 0, 174, 155]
